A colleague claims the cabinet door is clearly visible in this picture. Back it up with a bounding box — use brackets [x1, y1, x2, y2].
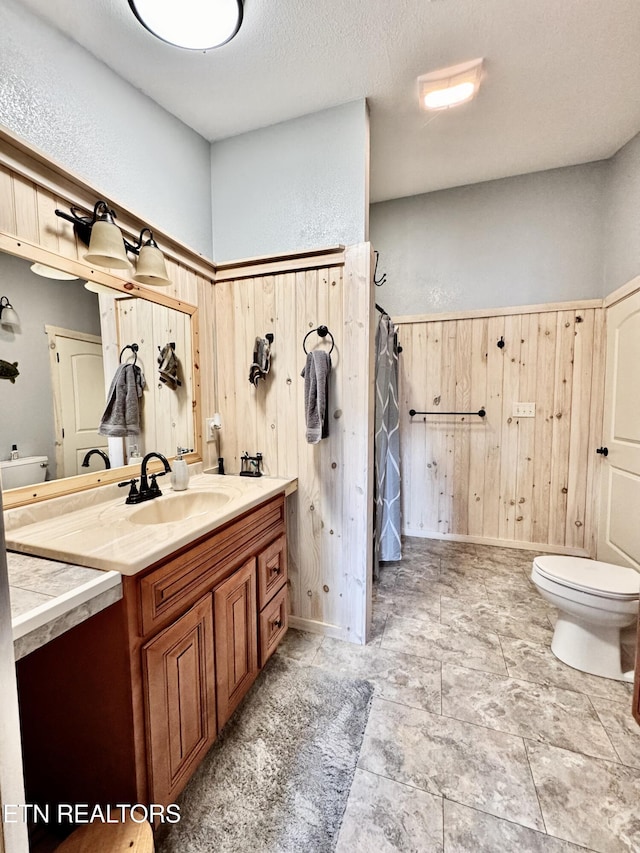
[143, 594, 216, 806]
[214, 558, 259, 730]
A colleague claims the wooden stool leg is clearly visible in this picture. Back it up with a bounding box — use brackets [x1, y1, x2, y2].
[55, 816, 154, 852]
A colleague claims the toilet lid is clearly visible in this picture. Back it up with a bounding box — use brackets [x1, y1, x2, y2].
[533, 555, 640, 599]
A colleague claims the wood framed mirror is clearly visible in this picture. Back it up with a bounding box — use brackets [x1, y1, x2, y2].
[0, 231, 202, 509]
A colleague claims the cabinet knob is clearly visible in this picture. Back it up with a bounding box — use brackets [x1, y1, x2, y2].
[596, 446, 609, 457]
[272, 618, 282, 629]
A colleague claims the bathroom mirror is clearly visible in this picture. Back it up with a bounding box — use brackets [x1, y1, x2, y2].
[0, 243, 201, 507]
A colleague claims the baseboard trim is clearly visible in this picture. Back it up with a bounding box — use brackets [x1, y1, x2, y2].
[288, 616, 350, 642]
[401, 529, 590, 557]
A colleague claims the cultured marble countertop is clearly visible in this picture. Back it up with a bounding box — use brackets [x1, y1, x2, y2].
[4, 473, 297, 576]
[8, 551, 122, 661]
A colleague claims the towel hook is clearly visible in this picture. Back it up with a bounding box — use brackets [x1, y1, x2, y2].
[374, 251, 387, 287]
[303, 325, 335, 355]
[119, 343, 139, 365]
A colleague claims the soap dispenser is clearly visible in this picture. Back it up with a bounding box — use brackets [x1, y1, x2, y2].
[171, 447, 190, 491]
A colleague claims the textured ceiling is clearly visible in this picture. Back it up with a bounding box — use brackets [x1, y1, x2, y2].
[16, 0, 640, 202]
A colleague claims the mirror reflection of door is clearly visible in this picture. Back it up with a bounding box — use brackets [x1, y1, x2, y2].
[47, 327, 108, 478]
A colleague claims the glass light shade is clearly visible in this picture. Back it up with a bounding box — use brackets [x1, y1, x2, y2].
[0, 303, 19, 328]
[30, 263, 79, 281]
[84, 281, 127, 298]
[128, 0, 243, 51]
[84, 220, 131, 270]
[133, 244, 172, 286]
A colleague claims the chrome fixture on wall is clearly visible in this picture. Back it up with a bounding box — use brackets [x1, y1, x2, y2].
[128, 0, 243, 51]
[0, 296, 19, 328]
[54, 201, 171, 287]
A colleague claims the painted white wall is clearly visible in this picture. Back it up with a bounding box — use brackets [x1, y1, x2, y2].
[0, 0, 213, 257]
[370, 163, 607, 316]
[210, 100, 369, 261]
[603, 131, 640, 294]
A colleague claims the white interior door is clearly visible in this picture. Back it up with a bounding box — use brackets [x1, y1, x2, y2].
[53, 332, 108, 477]
[597, 289, 640, 569]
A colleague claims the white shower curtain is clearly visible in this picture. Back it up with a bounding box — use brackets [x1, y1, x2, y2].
[374, 313, 402, 575]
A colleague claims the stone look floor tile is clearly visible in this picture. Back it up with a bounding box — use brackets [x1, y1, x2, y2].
[526, 740, 640, 852]
[500, 635, 633, 702]
[442, 664, 619, 761]
[335, 769, 444, 853]
[382, 614, 508, 675]
[314, 637, 441, 713]
[374, 585, 441, 623]
[443, 800, 595, 852]
[590, 696, 640, 769]
[359, 697, 544, 831]
[274, 628, 323, 665]
[368, 608, 387, 647]
[396, 571, 490, 601]
[440, 594, 554, 644]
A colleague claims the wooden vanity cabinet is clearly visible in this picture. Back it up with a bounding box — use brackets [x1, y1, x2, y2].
[16, 493, 288, 818]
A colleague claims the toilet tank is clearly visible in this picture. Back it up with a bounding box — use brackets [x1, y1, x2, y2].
[0, 456, 48, 489]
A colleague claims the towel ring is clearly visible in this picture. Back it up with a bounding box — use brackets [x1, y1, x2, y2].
[303, 325, 335, 355]
[119, 343, 139, 365]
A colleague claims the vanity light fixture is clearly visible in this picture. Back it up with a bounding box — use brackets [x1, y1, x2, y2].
[55, 202, 172, 286]
[418, 58, 484, 111]
[128, 0, 243, 51]
[0, 296, 20, 328]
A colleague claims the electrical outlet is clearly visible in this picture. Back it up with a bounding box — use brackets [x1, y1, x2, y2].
[205, 416, 221, 441]
[513, 402, 535, 418]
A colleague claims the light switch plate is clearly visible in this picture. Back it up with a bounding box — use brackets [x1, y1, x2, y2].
[513, 402, 535, 417]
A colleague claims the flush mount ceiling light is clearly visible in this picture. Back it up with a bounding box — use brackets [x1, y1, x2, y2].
[418, 58, 484, 111]
[128, 0, 243, 51]
[55, 202, 172, 287]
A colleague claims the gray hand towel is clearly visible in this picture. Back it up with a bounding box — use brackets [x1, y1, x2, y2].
[98, 363, 144, 437]
[301, 351, 331, 444]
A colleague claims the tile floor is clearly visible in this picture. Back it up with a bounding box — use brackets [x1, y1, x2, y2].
[276, 538, 640, 853]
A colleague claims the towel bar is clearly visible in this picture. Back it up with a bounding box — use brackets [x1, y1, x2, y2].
[409, 408, 486, 418]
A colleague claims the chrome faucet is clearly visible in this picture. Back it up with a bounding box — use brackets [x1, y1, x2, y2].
[81, 448, 111, 469]
[119, 451, 171, 504]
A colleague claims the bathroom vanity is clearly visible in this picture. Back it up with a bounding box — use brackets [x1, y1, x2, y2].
[8, 474, 294, 815]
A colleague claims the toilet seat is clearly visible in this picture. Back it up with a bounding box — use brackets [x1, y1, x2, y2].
[533, 555, 639, 601]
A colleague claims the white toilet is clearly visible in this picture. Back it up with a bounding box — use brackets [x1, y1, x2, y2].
[531, 555, 639, 682]
[0, 455, 48, 490]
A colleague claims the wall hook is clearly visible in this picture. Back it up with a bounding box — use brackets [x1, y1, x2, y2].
[497, 336, 505, 349]
[373, 251, 387, 287]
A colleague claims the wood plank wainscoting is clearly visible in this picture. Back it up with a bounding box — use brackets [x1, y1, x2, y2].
[214, 245, 375, 643]
[395, 302, 605, 555]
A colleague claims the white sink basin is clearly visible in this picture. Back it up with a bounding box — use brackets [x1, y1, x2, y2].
[128, 490, 235, 525]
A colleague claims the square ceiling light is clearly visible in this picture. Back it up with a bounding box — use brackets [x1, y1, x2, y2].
[418, 58, 484, 111]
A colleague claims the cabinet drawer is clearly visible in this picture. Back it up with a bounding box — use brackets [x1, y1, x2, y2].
[259, 585, 288, 667]
[257, 535, 287, 609]
[139, 495, 285, 637]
